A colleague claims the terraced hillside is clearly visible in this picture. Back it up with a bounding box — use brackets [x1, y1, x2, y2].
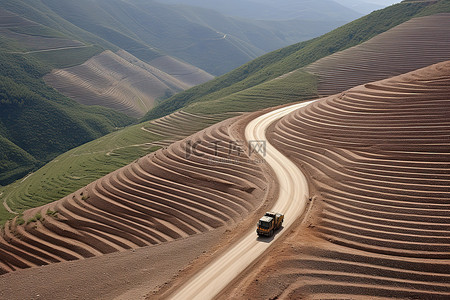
[0, 116, 267, 274]
[141, 110, 238, 146]
[306, 13, 450, 97]
[0, 110, 236, 223]
[234, 61, 450, 299]
[44, 50, 214, 118]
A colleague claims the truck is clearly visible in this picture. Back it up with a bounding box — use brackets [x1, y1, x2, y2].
[256, 212, 284, 237]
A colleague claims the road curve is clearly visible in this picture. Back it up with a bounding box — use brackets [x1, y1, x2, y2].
[170, 100, 315, 299]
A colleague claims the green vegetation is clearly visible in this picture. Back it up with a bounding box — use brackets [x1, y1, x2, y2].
[26, 212, 42, 224]
[0, 204, 13, 225]
[8, 25, 67, 39]
[144, 0, 434, 120]
[16, 215, 25, 225]
[0, 135, 36, 184]
[185, 70, 318, 114]
[46, 209, 58, 218]
[29, 44, 103, 68]
[415, 0, 450, 16]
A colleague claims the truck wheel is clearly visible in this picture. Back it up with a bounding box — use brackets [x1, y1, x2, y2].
[269, 230, 274, 237]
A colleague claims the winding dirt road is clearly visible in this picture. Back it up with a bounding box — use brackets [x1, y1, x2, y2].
[170, 100, 315, 299]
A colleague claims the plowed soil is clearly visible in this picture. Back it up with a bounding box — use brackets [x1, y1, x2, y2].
[44, 50, 213, 118]
[306, 14, 450, 97]
[228, 61, 450, 299]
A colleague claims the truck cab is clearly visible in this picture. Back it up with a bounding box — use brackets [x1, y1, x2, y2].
[257, 212, 284, 237]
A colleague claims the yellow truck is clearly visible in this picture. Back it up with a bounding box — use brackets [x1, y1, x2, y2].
[257, 212, 284, 237]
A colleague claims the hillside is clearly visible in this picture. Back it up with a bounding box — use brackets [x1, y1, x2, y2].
[120, 52, 214, 88]
[44, 50, 213, 118]
[2, 0, 449, 224]
[0, 1, 219, 186]
[0, 6, 139, 187]
[233, 60, 450, 299]
[0, 0, 352, 185]
[0, 110, 240, 224]
[0, 116, 269, 274]
[0, 51, 134, 187]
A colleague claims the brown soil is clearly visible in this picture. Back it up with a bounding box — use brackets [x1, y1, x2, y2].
[44, 50, 212, 118]
[306, 14, 450, 97]
[0, 229, 224, 300]
[227, 61, 450, 299]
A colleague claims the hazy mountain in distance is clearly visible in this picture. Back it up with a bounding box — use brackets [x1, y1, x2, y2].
[161, 0, 362, 21]
[334, 0, 384, 14]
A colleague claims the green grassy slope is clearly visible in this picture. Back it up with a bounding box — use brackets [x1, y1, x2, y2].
[185, 70, 318, 114]
[144, 0, 436, 120]
[29, 45, 104, 69]
[415, 0, 450, 16]
[0, 123, 159, 218]
[0, 135, 36, 183]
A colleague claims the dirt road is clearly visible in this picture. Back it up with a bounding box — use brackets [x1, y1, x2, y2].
[169, 100, 315, 299]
